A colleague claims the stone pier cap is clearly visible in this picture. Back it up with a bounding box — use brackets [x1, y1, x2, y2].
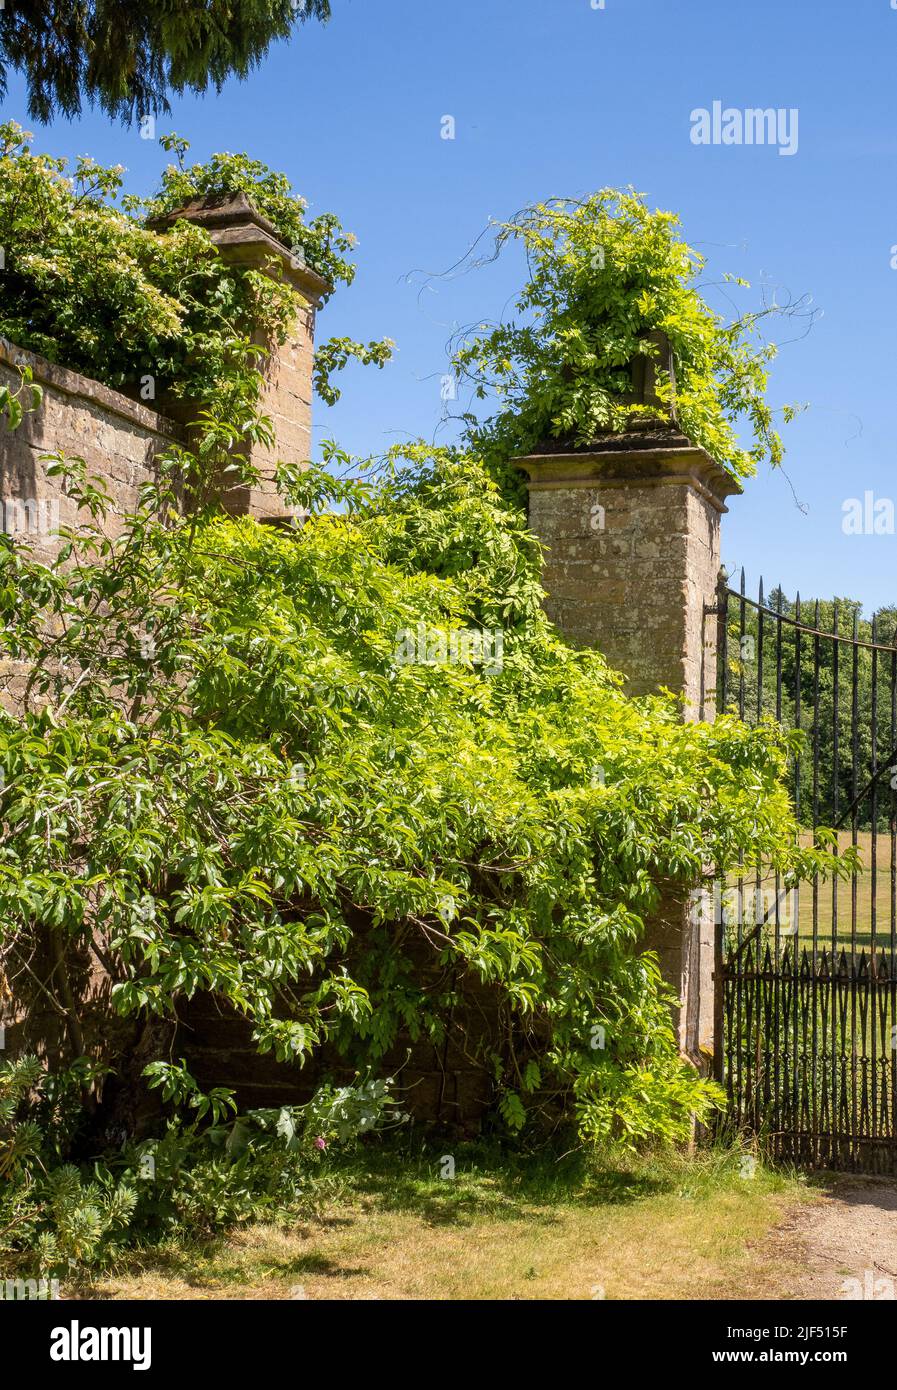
[147, 190, 332, 307]
[514, 421, 743, 510]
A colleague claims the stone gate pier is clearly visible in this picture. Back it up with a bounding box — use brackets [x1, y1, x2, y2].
[515, 418, 742, 1067]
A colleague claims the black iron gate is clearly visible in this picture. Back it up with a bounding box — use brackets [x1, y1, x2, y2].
[710, 571, 897, 1172]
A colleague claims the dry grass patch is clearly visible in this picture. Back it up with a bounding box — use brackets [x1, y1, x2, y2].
[85, 1144, 821, 1302]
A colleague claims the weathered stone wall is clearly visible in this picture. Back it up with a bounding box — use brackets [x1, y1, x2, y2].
[0, 337, 180, 1107]
[0, 194, 328, 547]
[249, 291, 318, 507]
[0, 337, 185, 563]
[177, 986, 505, 1131]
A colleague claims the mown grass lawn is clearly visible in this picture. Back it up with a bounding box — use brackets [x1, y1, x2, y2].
[736, 830, 894, 951]
[84, 1143, 821, 1302]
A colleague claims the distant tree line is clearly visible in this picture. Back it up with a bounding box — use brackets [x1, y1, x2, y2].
[722, 588, 897, 833]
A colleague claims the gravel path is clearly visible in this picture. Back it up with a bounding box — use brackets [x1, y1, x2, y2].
[769, 1179, 897, 1300]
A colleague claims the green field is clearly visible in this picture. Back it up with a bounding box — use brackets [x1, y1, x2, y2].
[722, 832, 897, 1083]
[726, 831, 897, 956]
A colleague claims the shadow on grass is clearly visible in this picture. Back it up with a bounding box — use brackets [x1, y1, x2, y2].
[200, 1252, 368, 1286]
[82, 1243, 369, 1298]
[321, 1137, 676, 1226]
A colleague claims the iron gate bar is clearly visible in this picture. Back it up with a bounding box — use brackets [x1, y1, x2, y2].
[712, 571, 897, 1172]
[714, 584, 897, 652]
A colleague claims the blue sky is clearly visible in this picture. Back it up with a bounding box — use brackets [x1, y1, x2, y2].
[3, 0, 896, 611]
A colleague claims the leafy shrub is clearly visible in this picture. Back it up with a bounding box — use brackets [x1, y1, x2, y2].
[0, 1055, 136, 1277]
[0, 414, 846, 1155]
[453, 191, 800, 481]
[0, 1054, 403, 1280]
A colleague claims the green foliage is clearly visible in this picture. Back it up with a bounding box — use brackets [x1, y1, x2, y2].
[143, 1060, 238, 1124]
[114, 1072, 404, 1240]
[313, 335, 395, 405]
[304, 1075, 408, 1143]
[0, 412, 843, 1152]
[0, 141, 842, 1200]
[0, 1, 332, 123]
[0, 1054, 402, 1277]
[453, 191, 794, 482]
[0, 1054, 43, 1180]
[35, 1167, 138, 1273]
[0, 364, 42, 431]
[0, 1055, 136, 1275]
[0, 123, 390, 417]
